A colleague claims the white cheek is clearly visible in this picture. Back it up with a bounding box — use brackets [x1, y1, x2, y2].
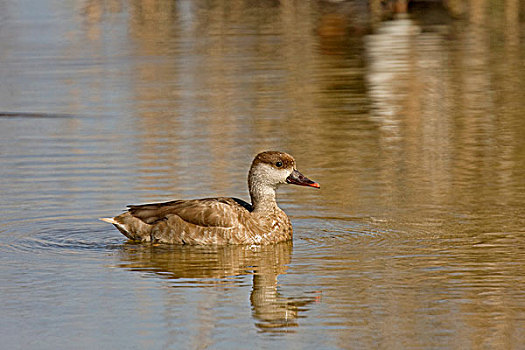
[269, 166, 290, 184]
[256, 164, 290, 185]
[282, 168, 293, 183]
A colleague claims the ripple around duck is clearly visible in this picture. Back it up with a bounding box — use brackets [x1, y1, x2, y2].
[295, 215, 410, 249]
[1, 223, 122, 257]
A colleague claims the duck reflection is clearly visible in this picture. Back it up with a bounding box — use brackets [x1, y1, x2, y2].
[116, 241, 316, 332]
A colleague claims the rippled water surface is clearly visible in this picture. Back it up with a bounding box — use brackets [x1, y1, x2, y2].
[1, 1, 525, 349]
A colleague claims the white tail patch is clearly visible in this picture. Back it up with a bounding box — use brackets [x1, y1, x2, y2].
[100, 217, 117, 224]
[100, 217, 133, 239]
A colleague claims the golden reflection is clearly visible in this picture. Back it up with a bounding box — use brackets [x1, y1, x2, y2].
[116, 241, 317, 332]
[82, 0, 123, 41]
[362, 2, 525, 223]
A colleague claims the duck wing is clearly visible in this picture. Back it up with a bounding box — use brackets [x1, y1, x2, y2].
[127, 197, 253, 228]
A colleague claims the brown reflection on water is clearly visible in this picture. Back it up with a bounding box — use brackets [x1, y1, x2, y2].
[362, 6, 525, 222]
[117, 242, 316, 332]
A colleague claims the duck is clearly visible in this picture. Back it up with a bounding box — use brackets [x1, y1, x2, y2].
[101, 151, 319, 245]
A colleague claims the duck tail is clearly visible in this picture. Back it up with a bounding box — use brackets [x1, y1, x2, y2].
[100, 214, 153, 242]
[100, 216, 136, 240]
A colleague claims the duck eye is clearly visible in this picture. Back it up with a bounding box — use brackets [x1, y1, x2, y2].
[275, 161, 283, 168]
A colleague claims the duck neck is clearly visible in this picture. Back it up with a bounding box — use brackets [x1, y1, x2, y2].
[249, 182, 280, 214]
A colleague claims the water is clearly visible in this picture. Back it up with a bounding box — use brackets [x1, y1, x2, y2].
[1, 1, 524, 349]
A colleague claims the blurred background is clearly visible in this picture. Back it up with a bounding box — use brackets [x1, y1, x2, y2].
[1, 0, 524, 348]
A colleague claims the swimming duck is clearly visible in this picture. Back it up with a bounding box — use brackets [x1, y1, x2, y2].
[101, 151, 319, 245]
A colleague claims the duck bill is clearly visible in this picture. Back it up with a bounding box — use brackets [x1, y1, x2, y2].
[286, 169, 320, 188]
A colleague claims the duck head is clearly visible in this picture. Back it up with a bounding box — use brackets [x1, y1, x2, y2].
[247, 151, 319, 212]
[248, 151, 320, 191]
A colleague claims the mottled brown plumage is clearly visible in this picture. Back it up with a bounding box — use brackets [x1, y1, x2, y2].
[101, 151, 319, 245]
